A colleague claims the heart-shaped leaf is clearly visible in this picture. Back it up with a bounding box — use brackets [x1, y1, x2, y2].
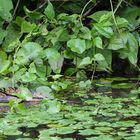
[67, 38, 86, 54]
[16, 42, 42, 65]
[21, 72, 36, 82]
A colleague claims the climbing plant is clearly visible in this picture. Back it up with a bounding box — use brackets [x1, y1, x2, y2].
[0, 0, 139, 96]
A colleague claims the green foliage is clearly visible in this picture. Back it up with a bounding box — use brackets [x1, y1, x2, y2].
[0, 0, 139, 98]
[0, 0, 13, 22]
[44, 0, 55, 20]
[1, 1, 140, 139]
[67, 38, 86, 54]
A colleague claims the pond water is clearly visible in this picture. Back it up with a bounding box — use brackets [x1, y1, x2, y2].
[0, 77, 140, 140]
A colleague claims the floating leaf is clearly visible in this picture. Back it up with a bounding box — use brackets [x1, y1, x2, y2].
[47, 99, 61, 114]
[56, 127, 75, 135]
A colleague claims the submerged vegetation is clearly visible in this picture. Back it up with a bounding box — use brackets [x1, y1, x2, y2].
[0, 0, 140, 139]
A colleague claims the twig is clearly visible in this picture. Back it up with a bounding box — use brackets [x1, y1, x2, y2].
[114, 0, 124, 14]
[122, 0, 133, 7]
[13, 0, 21, 19]
[80, 0, 92, 26]
[83, 1, 99, 17]
[91, 59, 96, 81]
[37, 0, 48, 11]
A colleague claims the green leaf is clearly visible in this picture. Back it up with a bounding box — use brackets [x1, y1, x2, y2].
[120, 7, 140, 28]
[47, 27, 69, 45]
[118, 32, 138, 65]
[79, 57, 92, 67]
[36, 63, 46, 78]
[47, 99, 61, 114]
[67, 38, 86, 54]
[2, 23, 21, 52]
[29, 62, 36, 73]
[80, 26, 92, 40]
[52, 74, 63, 80]
[98, 49, 112, 70]
[21, 72, 36, 82]
[116, 17, 129, 28]
[108, 34, 126, 50]
[21, 21, 36, 33]
[16, 42, 42, 65]
[44, 0, 55, 20]
[99, 12, 112, 23]
[0, 79, 12, 88]
[0, 0, 13, 22]
[87, 135, 114, 140]
[94, 53, 105, 61]
[44, 48, 63, 73]
[36, 86, 53, 98]
[88, 11, 109, 22]
[44, 48, 60, 60]
[29, 61, 46, 78]
[79, 80, 91, 88]
[94, 37, 103, 49]
[94, 53, 108, 70]
[48, 56, 64, 73]
[127, 33, 138, 65]
[56, 127, 75, 134]
[79, 129, 97, 136]
[13, 87, 33, 101]
[0, 51, 10, 74]
[0, 28, 7, 44]
[94, 24, 113, 38]
[24, 6, 43, 20]
[39, 130, 52, 140]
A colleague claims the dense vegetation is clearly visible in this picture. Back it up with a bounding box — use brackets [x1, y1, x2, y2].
[0, 0, 140, 139]
[0, 0, 140, 92]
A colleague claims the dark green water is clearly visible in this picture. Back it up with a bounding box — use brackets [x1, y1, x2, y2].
[0, 78, 140, 140]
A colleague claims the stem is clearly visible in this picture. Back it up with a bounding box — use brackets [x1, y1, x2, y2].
[114, 0, 124, 14]
[37, 0, 48, 10]
[91, 43, 97, 81]
[13, 0, 21, 19]
[83, 1, 99, 17]
[12, 43, 21, 88]
[80, 0, 92, 26]
[91, 59, 96, 81]
[109, 0, 120, 33]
